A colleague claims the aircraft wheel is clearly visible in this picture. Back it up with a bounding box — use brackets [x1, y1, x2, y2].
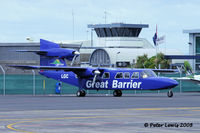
[76, 90, 86, 97]
[167, 90, 173, 98]
[81, 90, 86, 97]
[76, 91, 81, 97]
[113, 90, 122, 97]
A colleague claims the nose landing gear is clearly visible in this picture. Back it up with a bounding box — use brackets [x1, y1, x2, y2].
[167, 89, 173, 97]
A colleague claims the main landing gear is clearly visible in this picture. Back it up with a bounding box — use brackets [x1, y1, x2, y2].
[113, 90, 122, 97]
[76, 90, 86, 97]
[167, 89, 173, 98]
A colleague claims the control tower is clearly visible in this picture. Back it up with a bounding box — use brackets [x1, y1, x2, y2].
[88, 23, 153, 48]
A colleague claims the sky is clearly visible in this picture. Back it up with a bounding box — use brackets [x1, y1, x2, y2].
[0, 0, 200, 54]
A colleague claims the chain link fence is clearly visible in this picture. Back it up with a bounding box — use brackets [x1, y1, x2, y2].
[0, 73, 200, 95]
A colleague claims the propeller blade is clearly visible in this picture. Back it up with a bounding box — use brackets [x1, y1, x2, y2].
[71, 55, 77, 66]
[71, 51, 80, 66]
[92, 70, 101, 86]
[92, 74, 97, 86]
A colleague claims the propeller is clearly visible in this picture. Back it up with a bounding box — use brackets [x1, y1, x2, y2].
[71, 51, 80, 66]
[92, 70, 101, 86]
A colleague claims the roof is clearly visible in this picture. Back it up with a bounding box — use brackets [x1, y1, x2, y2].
[183, 29, 200, 34]
[164, 55, 200, 59]
[88, 23, 149, 29]
[0, 43, 39, 47]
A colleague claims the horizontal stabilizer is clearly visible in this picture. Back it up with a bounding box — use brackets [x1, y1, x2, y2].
[10, 50, 47, 55]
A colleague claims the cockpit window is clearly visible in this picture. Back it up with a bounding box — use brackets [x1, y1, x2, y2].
[115, 72, 123, 79]
[102, 72, 110, 79]
[131, 72, 139, 79]
[124, 72, 130, 79]
[140, 70, 157, 78]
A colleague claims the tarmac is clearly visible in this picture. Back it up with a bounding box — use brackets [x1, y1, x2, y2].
[0, 93, 200, 133]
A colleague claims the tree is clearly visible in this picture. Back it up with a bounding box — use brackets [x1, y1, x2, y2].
[135, 54, 148, 68]
[184, 61, 193, 74]
[135, 53, 170, 69]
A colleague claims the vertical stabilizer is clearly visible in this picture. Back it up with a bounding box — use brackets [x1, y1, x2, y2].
[40, 39, 60, 50]
[40, 39, 66, 66]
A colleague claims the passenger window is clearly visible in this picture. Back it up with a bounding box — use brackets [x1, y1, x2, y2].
[131, 72, 139, 79]
[140, 72, 147, 78]
[140, 70, 157, 78]
[115, 72, 123, 79]
[124, 72, 130, 79]
[102, 72, 110, 79]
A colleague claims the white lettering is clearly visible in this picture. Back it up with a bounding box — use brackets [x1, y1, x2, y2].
[86, 80, 142, 89]
[138, 82, 142, 88]
[86, 80, 109, 89]
[95, 82, 100, 88]
[132, 82, 137, 88]
[112, 80, 118, 88]
[112, 80, 142, 89]
[61, 74, 68, 79]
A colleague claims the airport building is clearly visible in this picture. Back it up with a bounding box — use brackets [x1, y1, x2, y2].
[0, 23, 183, 74]
[85, 23, 183, 67]
[183, 29, 200, 72]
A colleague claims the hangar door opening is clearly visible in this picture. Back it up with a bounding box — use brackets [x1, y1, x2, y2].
[90, 49, 111, 67]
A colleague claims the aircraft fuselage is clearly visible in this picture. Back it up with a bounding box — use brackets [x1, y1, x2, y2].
[40, 69, 178, 91]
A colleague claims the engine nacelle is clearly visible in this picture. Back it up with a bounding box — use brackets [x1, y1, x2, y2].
[41, 48, 79, 61]
[78, 69, 101, 78]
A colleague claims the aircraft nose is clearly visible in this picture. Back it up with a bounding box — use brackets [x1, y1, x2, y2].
[167, 78, 179, 88]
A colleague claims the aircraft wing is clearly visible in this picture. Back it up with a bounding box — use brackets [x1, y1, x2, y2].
[9, 65, 105, 78]
[175, 77, 200, 82]
[10, 65, 87, 72]
[175, 77, 191, 80]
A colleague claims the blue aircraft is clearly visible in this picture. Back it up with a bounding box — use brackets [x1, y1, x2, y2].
[11, 39, 178, 97]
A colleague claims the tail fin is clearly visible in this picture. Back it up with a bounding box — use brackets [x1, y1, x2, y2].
[40, 39, 60, 50]
[40, 39, 67, 66]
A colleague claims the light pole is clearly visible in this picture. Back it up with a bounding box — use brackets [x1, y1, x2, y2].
[0, 65, 5, 96]
[32, 70, 35, 96]
[116, 52, 120, 68]
[91, 29, 94, 47]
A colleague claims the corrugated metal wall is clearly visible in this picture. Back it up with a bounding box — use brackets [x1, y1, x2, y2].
[0, 46, 39, 61]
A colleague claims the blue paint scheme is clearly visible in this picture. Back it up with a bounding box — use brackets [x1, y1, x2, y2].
[39, 68, 178, 91]
[40, 39, 77, 61]
[11, 39, 179, 95]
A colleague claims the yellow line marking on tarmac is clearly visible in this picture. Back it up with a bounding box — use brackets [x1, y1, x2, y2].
[6, 113, 200, 133]
[7, 121, 35, 133]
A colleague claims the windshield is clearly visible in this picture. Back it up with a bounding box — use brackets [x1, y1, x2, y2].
[140, 70, 157, 78]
